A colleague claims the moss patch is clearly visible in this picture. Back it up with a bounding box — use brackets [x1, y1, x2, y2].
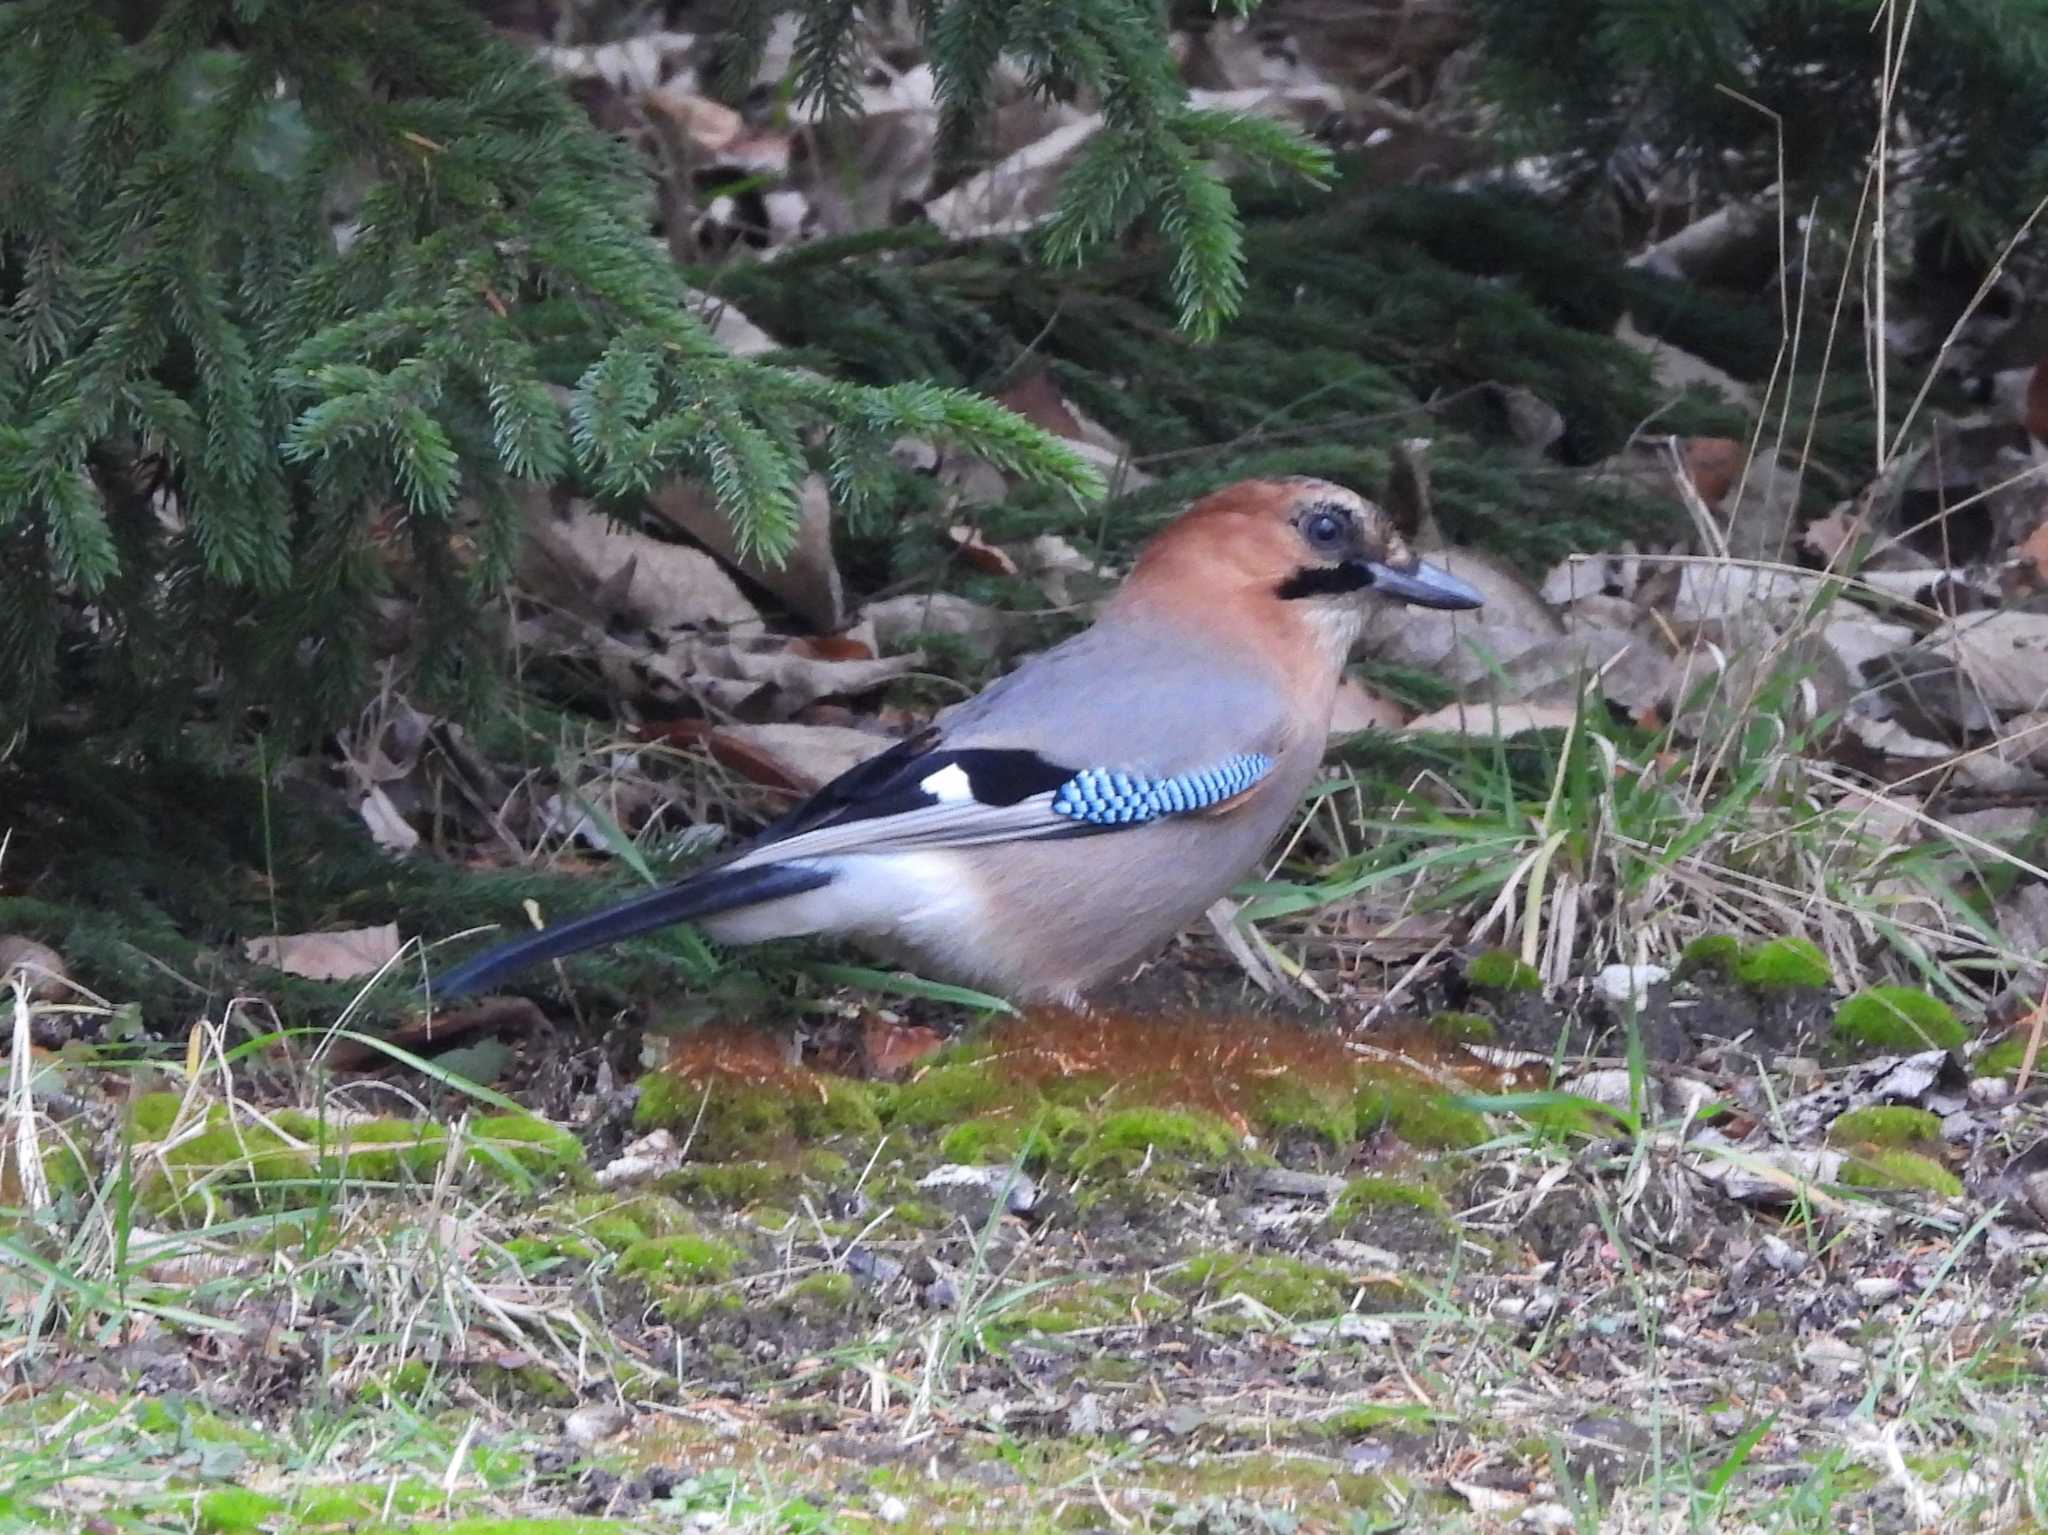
[635, 1068, 881, 1158]
[1354, 1071, 1487, 1150]
[885, 1055, 1014, 1129]
[616, 1230, 744, 1286]
[1737, 936, 1831, 990]
[1466, 949, 1542, 992]
[1827, 1105, 1943, 1149]
[1832, 987, 1966, 1053]
[1839, 1148, 1963, 1198]
[1169, 1253, 1351, 1326]
[1068, 1106, 1239, 1181]
[1428, 1011, 1498, 1044]
[1677, 933, 1743, 980]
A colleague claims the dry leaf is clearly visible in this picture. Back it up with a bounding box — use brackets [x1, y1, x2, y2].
[644, 88, 743, 153]
[650, 474, 846, 631]
[1801, 505, 1867, 562]
[246, 925, 403, 982]
[0, 937, 67, 1001]
[703, 723, 892, 795]
[1340, 910, 1459, 959]
[867, 592, 1022, 655]
[863, 1014, 945, 1079]
[946, 523, 1020, 576]
[521, 496, 758, 629]
[357, 781, 421, 854]
[1681, 437, 1745, 509]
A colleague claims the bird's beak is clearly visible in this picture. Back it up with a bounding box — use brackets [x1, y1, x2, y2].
[1358, 558, 1485, 610]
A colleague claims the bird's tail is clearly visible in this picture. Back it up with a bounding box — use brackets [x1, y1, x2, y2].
[429, 861, 834, 1000]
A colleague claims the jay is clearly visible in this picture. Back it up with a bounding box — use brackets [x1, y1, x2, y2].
[434, 478, 1482, 1005]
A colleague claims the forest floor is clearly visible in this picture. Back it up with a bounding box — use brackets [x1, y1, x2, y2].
[9, 937, 2048, 1535]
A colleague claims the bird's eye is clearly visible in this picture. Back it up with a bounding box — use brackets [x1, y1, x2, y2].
[1300, 509, 1347, 550]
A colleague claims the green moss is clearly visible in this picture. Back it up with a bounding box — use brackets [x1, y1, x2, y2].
[1310, 1402, 1448, 1438]
[130, 1090, 186, 1139]
[937, 1115, 1042, 1165]
[502, 1235, 580, 1273]
[801, 1148, 851, 1180]
[656, 1286, 746, 1328]
[1067, 1107, 1238, 1180]
[1354, 1074, 1487, 1150]
[1330, 1175, 1448, 1225]
[1246, 1078, 1356, 1151]
[1832, 987, 1966, 1053]
[548, 1193, 696, 1258]
[791, 1078, 884, 1140]
[782, 1271, 859, 1317]
[472, 1359, 576, 1408]
[661, 1161, 795, 1207]
[1827, 1105, 1944, 1149]
[198, 1488, 283, 1535]
[886, 1057, 1014, 1129]
[382, 1360, 436, 1401]
[1736, 936, 1832, 991]
[1428, 1011, 1497, 1044]
[1466, 949, 1542, 992]
[1974, 1030, 2041, 1078]
[1839, 1148, 1963, 1198]
[471, 1113, 583, 1171]
[1170, 1253, 1350, 1323]
[617, 1231, 742, 1286]
[989, 1279, 1173, 1342]
[1677, 934, 1743, 980]
[1516, 1097, 1606, 1139]
[633, 1071, 878, 1158]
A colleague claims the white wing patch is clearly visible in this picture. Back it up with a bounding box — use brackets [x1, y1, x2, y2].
[918, 763, 976, 803]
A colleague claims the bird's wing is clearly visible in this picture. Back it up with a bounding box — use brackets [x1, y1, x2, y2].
[735, 715, 1290, 868]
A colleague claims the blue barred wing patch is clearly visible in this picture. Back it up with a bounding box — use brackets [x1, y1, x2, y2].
[1049, 753, 1275, 827]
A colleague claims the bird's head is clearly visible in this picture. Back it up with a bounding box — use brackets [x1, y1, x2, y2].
[1121, 478, 1483, 664]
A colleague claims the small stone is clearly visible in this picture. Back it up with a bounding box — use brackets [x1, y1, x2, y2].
[1594, 963, 1670, 1007]
[564, 1402, 631, 1445]
[1969, 1077, 2013, 1107]
[1758, 1235, 1808, 1275]
[876, 1495, 909, 1524]
[1854, 1277, 1902, 1303]
[1710, 1409, 1747, 1436]
[1774, 1056, 1822, 1086]
[917, 1163, 1039, 1214]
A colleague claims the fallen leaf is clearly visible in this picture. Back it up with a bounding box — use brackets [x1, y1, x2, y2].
[1801, 505, 1867, 562]
[2021, 520, 2048, 584]
[358, 781, 421, 853]
[246, 925, 403, 982]
[1340, 910, 1459, 959]
[0, 937, 67, 1001]
[1682, 437, 1745, 508]
[643, 87, 743, 153]
[521, 495, 759, 629]
[994, 370, 1087, 440]
[704, 723, 893, 795]
[866, 592, 1023, 656]
[650, 473, 846, 631]
[946, 523, 1020, 576]
[863, 1014, 945, 1079]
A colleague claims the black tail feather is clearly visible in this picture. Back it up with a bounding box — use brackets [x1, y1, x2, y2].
[430, 861, 834, 1000]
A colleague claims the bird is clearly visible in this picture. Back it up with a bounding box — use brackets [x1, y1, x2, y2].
[432, 477, 1483, 1006]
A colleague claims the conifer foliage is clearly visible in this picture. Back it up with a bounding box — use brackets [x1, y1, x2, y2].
[7, 0, 1285, 742]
